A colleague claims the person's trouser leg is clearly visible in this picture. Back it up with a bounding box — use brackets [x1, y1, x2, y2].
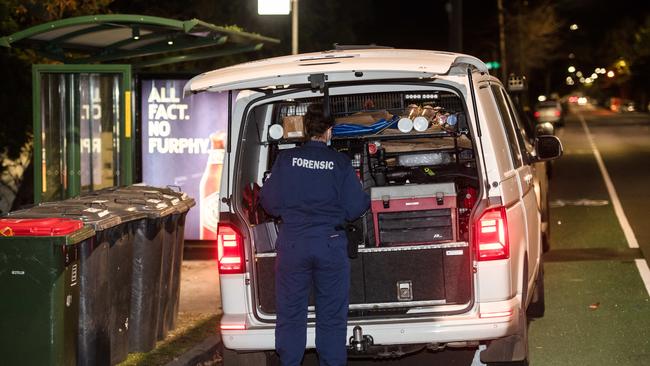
[313, 237, 350, 366]
[275, 241, 311, 366]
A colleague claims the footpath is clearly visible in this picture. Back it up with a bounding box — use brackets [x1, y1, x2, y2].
[118, 260, 223, 366]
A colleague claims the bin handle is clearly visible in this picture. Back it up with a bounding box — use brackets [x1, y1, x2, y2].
[114, 197, 147, 205]
[61, 211, 84, 217]
[84, 202, 108, 209]
[0, 227, 14, 236]
[166, 185, 182, 192]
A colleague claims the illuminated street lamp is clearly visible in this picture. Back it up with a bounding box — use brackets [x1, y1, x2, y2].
[568, 66, 576, 73]
[258, 0, 299, 54]
[607, 70, 615, 78]
[570, 24, 579, 31]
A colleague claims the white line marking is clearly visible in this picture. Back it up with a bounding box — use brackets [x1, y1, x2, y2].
[578, 114, 639, 249]
[635, 259, 650, 297]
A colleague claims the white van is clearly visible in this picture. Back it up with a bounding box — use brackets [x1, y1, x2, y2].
[184, 48, 562, 365]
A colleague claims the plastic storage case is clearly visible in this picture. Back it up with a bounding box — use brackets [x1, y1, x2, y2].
[370, 183, 457, 247]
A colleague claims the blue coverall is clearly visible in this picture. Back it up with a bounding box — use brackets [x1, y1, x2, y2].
[260, 140, 370, 366]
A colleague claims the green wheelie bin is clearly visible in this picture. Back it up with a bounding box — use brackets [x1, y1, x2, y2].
[0, 218, 94, 366]
[7, 201, 135, 366]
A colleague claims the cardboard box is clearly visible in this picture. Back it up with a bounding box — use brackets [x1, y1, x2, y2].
[282, 115, 305, 139]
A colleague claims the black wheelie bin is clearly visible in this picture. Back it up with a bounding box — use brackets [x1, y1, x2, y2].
[76, 192, 176, 352]
[118, 185, 196, 332]
[89, 185, 195, 338]
[0, 218, 94, 366]
[7, 201, 139, 366]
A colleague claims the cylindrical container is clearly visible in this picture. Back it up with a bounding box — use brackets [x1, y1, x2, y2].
[397, 118, 413, 133]
[413, 116, 430, 132]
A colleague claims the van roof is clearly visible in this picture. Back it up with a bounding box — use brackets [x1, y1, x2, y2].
[184, 48, 488, 94]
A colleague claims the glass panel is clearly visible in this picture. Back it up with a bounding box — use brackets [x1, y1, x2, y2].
[491, 85, 523, 168]
[40, 74, 68, 202]
[79, 74, 121, 193]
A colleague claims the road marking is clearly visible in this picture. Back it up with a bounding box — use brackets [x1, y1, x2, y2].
[550, 199, 609, 208]
[578, 114, 639, 249]
[635, 259, 650, 297]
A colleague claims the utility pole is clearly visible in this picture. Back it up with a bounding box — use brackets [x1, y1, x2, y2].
[291, 0, 299, 54]
[497, 0, 507, 81]
[446, 0, 463, 52]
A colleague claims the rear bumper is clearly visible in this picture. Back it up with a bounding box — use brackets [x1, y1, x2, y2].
[220, 297, 520, 351]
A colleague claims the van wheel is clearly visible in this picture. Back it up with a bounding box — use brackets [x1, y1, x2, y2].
[527, 260, 545, 318]
[221, 344, 273, 366]
[482, 309, 530, 366]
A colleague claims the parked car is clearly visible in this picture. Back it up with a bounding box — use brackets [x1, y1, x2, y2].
[510, 100, 554, 252]
[184, 48, 563, 365]
[534, 99, 564, 126]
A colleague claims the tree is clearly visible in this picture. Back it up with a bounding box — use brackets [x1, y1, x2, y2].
[0, 0, 114, 210]
[506, 0, 564, 77]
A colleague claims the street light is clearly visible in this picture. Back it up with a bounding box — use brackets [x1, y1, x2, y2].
[258, 0, 299, 55]
[570, 24, 579, 31]
[568, 66, 576, 73]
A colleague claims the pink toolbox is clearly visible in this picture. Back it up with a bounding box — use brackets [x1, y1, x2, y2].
[370, 183, 457, 246]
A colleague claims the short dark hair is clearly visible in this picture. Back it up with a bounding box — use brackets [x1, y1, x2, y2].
[304, 103, 334, 139]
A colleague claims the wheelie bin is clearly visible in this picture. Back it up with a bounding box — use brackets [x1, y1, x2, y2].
[88, 185, 195, 338]
[7, 201, 137, 366]
[120, 185, 196, 333]
[0, 218, 94, 366]
[75, 192, 176, 352]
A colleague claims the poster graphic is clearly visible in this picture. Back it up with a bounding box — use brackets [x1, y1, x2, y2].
[141, 79, 230, 240]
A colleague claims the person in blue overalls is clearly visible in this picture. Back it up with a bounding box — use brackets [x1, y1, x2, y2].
[261, 103, 370, 366]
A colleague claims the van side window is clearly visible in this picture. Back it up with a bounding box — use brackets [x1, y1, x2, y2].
[501, 89, 533, 164]
[491, 85, 523, 168]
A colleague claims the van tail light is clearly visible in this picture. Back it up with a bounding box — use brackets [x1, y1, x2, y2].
[475, 207, 509, 261]
[217, 223, 245, 274]
[533, 111, 540, 118]
[554, 110, 561, 117]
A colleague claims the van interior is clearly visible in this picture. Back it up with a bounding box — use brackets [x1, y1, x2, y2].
[235, 85, 481, 319]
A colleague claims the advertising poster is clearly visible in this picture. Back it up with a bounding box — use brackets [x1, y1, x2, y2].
[141, 79, 230, 240]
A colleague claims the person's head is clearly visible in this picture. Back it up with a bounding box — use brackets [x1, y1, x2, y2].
[304, 103, 334, 141]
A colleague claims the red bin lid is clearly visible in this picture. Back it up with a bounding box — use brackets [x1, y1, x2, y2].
[0, 218, 84, 236]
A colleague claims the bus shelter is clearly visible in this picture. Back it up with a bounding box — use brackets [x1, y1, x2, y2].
[1, 15, 278, 203]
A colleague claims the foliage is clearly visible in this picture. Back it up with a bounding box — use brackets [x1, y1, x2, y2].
[506, 1, 564, 76]
[0, 136, 32, 214]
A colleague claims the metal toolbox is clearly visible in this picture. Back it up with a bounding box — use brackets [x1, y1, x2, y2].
[370, 183, 457, 247]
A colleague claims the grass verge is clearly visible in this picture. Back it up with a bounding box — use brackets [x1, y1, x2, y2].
[118, 312, 222, 366]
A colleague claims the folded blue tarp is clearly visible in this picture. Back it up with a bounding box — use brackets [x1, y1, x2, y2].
[332, 115, 400, 137]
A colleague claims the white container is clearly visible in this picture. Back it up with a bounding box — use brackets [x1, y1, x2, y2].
[397, 118, 414, 133]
